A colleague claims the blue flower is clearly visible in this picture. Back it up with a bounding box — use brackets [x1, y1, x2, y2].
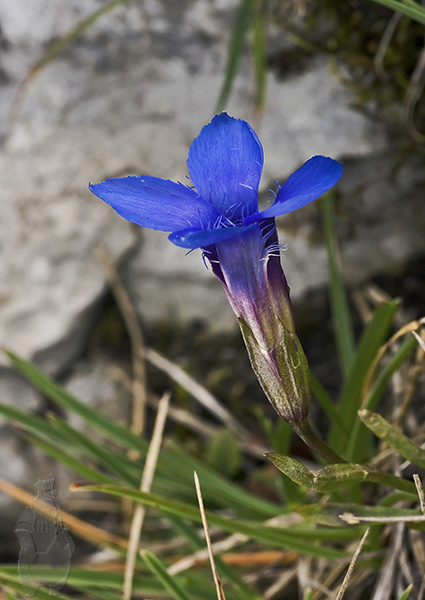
[90, 113, 342, 423]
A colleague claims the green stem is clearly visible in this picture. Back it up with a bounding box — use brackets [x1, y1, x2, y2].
[292, 419, 346, 464]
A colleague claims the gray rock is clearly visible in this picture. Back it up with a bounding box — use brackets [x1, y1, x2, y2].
[54, 352, 133, 507]
[0, 367, 43, 427]
[0, 132, 138, 372]
[0, 426, 54, 536]
[0, 0, 419, 358]
[64, 352, 132, 436]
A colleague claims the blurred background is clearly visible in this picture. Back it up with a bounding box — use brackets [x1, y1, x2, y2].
[0, 0, 425, 558]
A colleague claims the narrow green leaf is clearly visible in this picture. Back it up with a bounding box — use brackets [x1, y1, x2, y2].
[365, 470, 418, 495]
[167, 441, 280, 520]
[370, 0, 425, 26]
[0, 400, 61, 442]
[5, 351, 280, 521]
[329, 298, 400, 453]
[322, 192, 355, 379]
[309, 372, 347, 436]
[22, 431, 116, 484]
[169, 519, 262, 600]
[4, 350, 149, 454]
[346, 334, 418, 462]
[70, 569, 162, 595]
[255, 409, 303, 505]
[271, 419, 303, 506]
[206, 429, 242, 477]
[0, 566, 163, 595]
[0, 577, 70, 600]
[360, 334, 417, 414]
[303, 589, 313, 600]
[400, 0, 425, 8]
[398, 584, 413, 600]
[142, 551, 195, 600]
[27, 0, 134, 74]
[73, 484, 352, 558]
[4, 590, 18, 600]
[359, 409, 425, 468]
[47, 414, 140, 486]
[379, 491, 418, 507]
[216, 0, 255, 112]
[0, 567, 21, 585]
[251, 0, 267, 114]
[76, 589, 124, 600]
[0, 566, 74, 599]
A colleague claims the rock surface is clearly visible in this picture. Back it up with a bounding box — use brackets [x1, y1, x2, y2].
[0, 0, 395, 351]
[64, 352, 132, 436]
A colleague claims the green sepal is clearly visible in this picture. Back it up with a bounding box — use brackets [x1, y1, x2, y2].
[238, 318, 310, 423]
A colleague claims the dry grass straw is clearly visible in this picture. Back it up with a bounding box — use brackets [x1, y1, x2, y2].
[145, 348, 243, 436]
[0, 476, 128, 550]
[194, 471, 226, 600]
[123, 392, 170, 600]
[95, 245, 147, 442]
[335, 528, 370, 600]
[362, 318, 425, 406]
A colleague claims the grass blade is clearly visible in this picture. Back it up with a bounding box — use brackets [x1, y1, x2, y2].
[0, 400, 62, 442]
[346, 333, 418, 462]
[142, 551, 195, 600]
[5, 350, 147, 448]
[0, 566, 163, 596]
[47, 414, 140, 486]
[5, 350, 280, 520]
[322, 191, 355, 380]
[329, 299, 400, 454]
[167, 441, 280, 520]
[359, 409, 425, 468]
[72, 484, 357, 558]
[370, 0, 425, 26]
[216, 0, 255, 112]
[398, 584, 413, 600]
[252, 0, 267, 115]
[21, 430, 116, 484]
[4, 350, 149, 453]
[0, 477, 128, 549]
[309, 372, 347, 436]
[168, 518, 262, 600]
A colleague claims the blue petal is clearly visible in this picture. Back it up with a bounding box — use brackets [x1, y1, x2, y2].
[187, 113, 264, 219]
[89, 176, 221, 232]
[244, 156, 343, 224]
[168, 224, 254, 249]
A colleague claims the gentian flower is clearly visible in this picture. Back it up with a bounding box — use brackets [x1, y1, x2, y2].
[90, 113, 342, 425]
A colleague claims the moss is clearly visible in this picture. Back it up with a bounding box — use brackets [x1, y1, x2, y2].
[270, 0, 425, 148]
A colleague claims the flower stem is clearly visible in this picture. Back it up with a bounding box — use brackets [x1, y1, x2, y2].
[292, 419, 346, 464]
